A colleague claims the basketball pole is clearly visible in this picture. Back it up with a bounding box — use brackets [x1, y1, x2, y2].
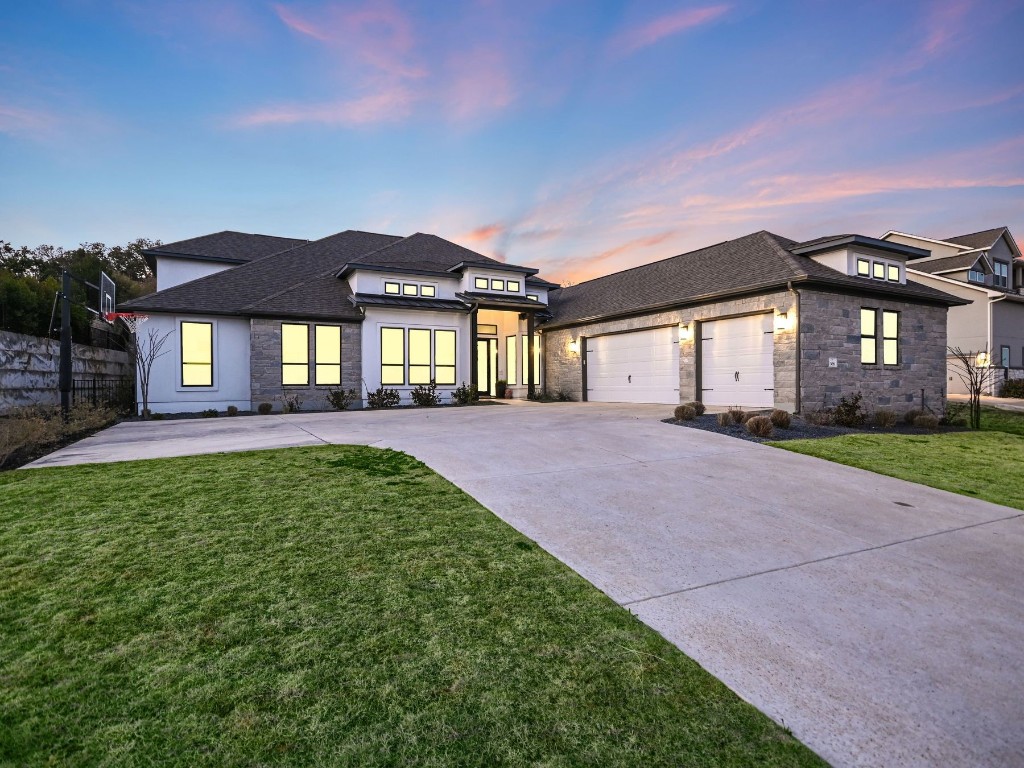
[59, 270, 72, 418]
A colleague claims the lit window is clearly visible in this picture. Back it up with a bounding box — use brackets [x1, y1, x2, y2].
[181, 321, 213, 387]
[434, 330, 456, 384]
[506, 336, 517, 385]
[384, 281, 400, 295]
[857, 259, 870, 277]
[522, 334, 541, 385]
[381, 327, 405, 385]
[491, 278, 505, 291]
[282, 323, 309, 385]
[873, 262, 885, 279]
[478, 323, 498, 335]
[860, 309, 877, 365]
[994, 261, 1008, 288]
[882, 311, 898, 366]
[315, 325, 341, 385]
[527, 294, 539, 301]
[474, 277, 488, 290]
[403, 284, 418, 297]
[507, 280, 520, 292]
[421, 285, 436, 298]
[409, 328, 432, 384]
[887, 264, 899, 282]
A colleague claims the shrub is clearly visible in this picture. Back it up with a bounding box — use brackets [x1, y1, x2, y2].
[999, 379, 1024, 398]
[555, 390, 574, 402]
[727, 408, 746, 424]
[226, 405, 239, 417]
[769, 409, 791, 429]
[150, 412, 165, 420]
[0, 409, 59, 469]
[366, 387, 401, 409]
[326, 387, 360, 411]
[684, 401, 706, 416]
[913, 414, 940, 430]
[201, 409, 218, 418]
[745, 415, 774, 438]
[280, 394, 303, 413]
[902, 408, 925, 425]
[834, 392, 865, 427]
[873, 409, 898, 428]
[941, 402, 968, 427]
[716, 412, 734, 427]
[673, 404, 697, 421]
[257, 402, 273, 415]
[411, 381, 441, 407]
[451, 382, 478, 406]
[804, 409, 834, 426]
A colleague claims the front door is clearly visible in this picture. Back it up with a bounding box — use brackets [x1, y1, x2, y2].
[476, 338, 497, 396]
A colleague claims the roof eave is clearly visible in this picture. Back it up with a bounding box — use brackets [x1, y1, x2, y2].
[337, 263, 456, 279]
[446, 261, 539, 276]
[792, 236, 930, 259]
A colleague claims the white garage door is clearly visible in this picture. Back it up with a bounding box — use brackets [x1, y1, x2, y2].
[701, 314, 774, 408]
[586, 327, 680, 404]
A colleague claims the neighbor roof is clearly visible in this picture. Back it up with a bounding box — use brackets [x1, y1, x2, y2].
[939, 227, 1008, 251]
[142, 230, 308, 265]
[545, 230, 966, 329]
[907, 252, 986, 275]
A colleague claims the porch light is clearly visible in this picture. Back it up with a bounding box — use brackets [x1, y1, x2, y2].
[678, 322, 693, 342]
[775, 311, 790, 332]
[568, 337, 580, 354]
[976, 351, 990, 367]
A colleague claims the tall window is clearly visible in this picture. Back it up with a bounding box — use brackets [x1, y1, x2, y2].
[381, 328, 405, 385]
[315, 325, 341, 385]
[409, 328, 432, 384]
[282, 324, 309, 385]
[505, 335, 517, 385]
[522, 333, 541, 385]
[860, 309, 877, 365]
[1001, 346, 1011, 368]
[434, 330, 456, 384]
[181, 321, 213, 386]
[882, 311, 899, 366]
[994, 261, 1008, 288]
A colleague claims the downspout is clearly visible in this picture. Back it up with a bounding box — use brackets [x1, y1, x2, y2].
[788, 281, 801, 414]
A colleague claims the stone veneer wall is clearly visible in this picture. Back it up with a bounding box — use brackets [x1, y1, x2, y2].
[798, 289, 947, 414]
[250, 318, 362, 411]
[543, 290, 798, 409]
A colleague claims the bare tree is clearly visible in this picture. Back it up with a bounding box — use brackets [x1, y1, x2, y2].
[948, 346, 1001, 429]
[133, 327, 173, 418]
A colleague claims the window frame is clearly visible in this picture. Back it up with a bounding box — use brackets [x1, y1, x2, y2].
[434, 329, 456, 385]
[477, 323, 498, 336]
[408, 328, 432, 384]
[420, 284, 436, 298]
[1001, 345, 1011, 368]
[380, 327, 406, 385]
[180, 321, 214, 388]
[887, 264, 900, 282]
[527, 293, 539, 301]
[994, 261, 1009, 288]
[522, 333, 541, 385]
[856, 258, 870, 277]
[968, 266, 985, 283]
[506, 280, 520, 292]
[314, 325, 342, 386]
[384, 281, 400, 295]
[402, 283, 419, 297]
[490, 278, 505, 291]
[860, 308, 878, 365]
[474, 277, 488, 290]
[281, 322, 310, 386]
[882, 310, 899, 366]
[505, 335, 517, 385]
[872, 261, 885, 280]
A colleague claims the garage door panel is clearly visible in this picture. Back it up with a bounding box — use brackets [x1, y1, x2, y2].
[701, 315, 774, 408]
[588, 327, 680, 405]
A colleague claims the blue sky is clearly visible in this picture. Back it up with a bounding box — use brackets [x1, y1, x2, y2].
[1, 0, 1022, 282]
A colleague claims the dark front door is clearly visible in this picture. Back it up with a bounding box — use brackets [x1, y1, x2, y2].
[476, 338, 497, 396]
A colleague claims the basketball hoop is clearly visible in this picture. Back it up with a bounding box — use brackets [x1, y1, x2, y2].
[104, 312, 149, 335]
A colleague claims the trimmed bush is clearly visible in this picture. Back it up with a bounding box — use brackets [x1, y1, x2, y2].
[226, 405, 239, 417]
[411, 382, 441, 407]
[326, 388, 359, 411]
[366, 387, 401, 409]
[257, 402, 273, 415]
[280, 394, 303, 413]
[873, 409, 898, 428]
[451, 382, 478, 406]
[913, 414, 940, 430]
[769, 409, 791, 429]
[745, 415, 774, 438]
[716, 412, 733, 427]
[201, 409, 218, 418]
[999, 379, 1024, 398]
[684, 401, 706, 416]
[673, 404, 697, 421]
[834, 392, 865, 427]
[902, 408, 925, 425]
[727, 408, 746, 424]
[150, 412, 165, 420]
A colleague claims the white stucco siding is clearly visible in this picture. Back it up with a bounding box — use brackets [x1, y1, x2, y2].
[136, 314, 251, 414]
[347, 271, 460, 299]
[361, 308, 471, 402]
[156, 257, 235, 291]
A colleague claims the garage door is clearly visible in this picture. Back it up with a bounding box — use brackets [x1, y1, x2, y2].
[586, 327, 680, 404]
[701, 314, 774, 408]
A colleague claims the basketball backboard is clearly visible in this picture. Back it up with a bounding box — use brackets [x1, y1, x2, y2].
[99, 272, 116, 321]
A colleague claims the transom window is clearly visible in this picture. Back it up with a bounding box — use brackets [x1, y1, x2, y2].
[473, 275, 523, 294]
[873, 262, 885, 280]
[857, 258, 870, 277]
[281, 323, 309, 385]
[384, 280, 436, 297]
[181, 321, 213, 387]
[507, 280, 520, 292]
[856, 257, 900, 282]
[421, 285, 436, 298]
[474, 277, 488, 290]
[994, 261, 1009, 288]
[882, 311, 899, 366]
[403, 283, 418, 296]
[478, 323, 498, 335]
[490, 278, 505, 291]
[860, 309, 877, 365]
[384, 281, 400, 295]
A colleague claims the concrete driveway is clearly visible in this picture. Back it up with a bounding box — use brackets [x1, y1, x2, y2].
[27, 403, 1024, 767]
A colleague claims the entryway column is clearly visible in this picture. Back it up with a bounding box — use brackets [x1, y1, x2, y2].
[527, 311, 535, 400]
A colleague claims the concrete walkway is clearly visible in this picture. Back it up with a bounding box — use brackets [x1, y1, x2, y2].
[26, 403, 1024, 767]
[948, 392, 1024, 412]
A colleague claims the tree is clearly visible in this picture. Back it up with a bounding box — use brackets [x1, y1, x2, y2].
[133, 326, 173, 418]
[948, 346, 1001, 429]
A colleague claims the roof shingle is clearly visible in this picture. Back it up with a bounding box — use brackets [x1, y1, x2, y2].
[939, 227, 1007, 251]
[144, 230, 308, 263]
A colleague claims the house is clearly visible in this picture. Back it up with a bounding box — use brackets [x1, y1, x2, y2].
[880, 227, 1024, 394]
[122, 228, 965, 414]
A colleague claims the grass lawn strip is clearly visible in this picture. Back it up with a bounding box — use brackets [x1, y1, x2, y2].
[0, 446, 823, 767]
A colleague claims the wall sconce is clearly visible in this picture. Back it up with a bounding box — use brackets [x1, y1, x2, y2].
[976, 351, 989, 367]
[775, 311, 791, 332]
[678, 322, 693, 342]
[568, 337, 580, 354]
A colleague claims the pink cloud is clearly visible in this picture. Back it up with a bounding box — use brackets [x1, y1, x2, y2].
[460, 223, 505, 243]
[610, 5, 730, 56]
[234, 85, 415, 127]
[444, 47, 516, 122]
[0, 103, 53, 137]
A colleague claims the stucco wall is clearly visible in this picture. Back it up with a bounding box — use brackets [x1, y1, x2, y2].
[155, 256, 234, 291]
[250, 317, 362, 411]
[0, 331, 131, 412]
[799, 290, 947, 414]
[543, 290, 798, 410]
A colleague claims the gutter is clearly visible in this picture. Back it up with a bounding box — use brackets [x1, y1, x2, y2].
[788, 281, 801, 414]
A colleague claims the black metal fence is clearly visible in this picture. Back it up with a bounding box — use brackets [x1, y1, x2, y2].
[72, 377, 135, 413]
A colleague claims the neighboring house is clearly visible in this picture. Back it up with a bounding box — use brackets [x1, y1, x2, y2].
[123, 228, 964, 414]
[880, 227, 1024, 394]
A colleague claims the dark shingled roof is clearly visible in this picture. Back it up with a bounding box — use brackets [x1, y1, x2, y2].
[344, 233, 508, 274]
[144, 230, 308, 264]
[545, 230, 965, 328]
[909, 252, 985, 275]
[124, 231, 401, 319]
[350, 294, 468, 312]
[940, 227, 1007, 251]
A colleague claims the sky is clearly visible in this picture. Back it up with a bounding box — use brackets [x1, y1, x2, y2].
[1, 0, 1022, 284]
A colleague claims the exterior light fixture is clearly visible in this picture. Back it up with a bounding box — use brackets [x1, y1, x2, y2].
[976, 351, 989, 367]
[568, 338, 580, 354]
[678, 322, 693, 342]
[775, 311, 790, 332]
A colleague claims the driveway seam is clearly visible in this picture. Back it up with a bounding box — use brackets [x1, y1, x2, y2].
[621, 511, 1024, 607]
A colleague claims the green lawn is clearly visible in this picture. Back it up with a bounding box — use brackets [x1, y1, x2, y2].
[773, 408, 1024, 510]
[0, 446, 822, 767]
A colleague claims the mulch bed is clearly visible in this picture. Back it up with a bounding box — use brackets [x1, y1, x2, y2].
[662, 413, 965, 443]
